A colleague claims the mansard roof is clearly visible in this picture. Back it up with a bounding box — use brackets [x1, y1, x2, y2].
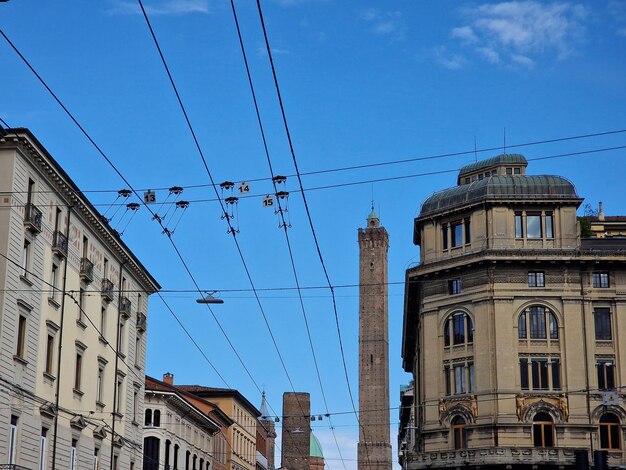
[419, 175, 581, 218]
[458, 153, 527, 178]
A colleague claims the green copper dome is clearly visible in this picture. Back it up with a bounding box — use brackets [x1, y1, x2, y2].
[310, 432, 324, 458]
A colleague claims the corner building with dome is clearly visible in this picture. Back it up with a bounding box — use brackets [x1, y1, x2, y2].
[400, 154, 626, 469]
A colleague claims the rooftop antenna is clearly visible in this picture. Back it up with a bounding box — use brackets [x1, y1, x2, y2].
[503, 127, 507, 154]
[371, 184, 375, 213]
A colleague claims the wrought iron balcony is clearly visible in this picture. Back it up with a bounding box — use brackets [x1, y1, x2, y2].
[52, 230, 68, 258]
[137, 312, 147, 332]
[0, 464, 33, 470]
[101, 278, 114, 302]
[80, 257, 94, 284]
[24, 202, 43, 233]
[119, 296, 132, 318]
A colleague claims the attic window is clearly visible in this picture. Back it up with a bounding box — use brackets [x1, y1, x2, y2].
[506, 168, 513, 175]
[514, 168, 521, 175]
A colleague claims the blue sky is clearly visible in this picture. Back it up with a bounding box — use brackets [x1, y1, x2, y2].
[1, 1, 626, 468]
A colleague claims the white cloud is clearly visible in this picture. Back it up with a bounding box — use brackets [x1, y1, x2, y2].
[445, 1, 588, 68]
[360, 8, 406, 41]
[108, 0, 211, 16]
[608, 1, 626, 36]
[432, 46, 467, 70]
[451, 26, 478, 44]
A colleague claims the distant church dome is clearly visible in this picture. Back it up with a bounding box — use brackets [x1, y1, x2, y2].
[310, 432, 324, 458]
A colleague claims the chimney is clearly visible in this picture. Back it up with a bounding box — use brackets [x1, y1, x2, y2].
[598, 202, 605, 221]
[163, 372, 174, 385]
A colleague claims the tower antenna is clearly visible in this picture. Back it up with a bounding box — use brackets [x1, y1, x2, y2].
[474, 136, 478, 162]
[503, 127, 507, 154]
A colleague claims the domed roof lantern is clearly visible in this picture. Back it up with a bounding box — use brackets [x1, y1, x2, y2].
[367, 202, 380, 228]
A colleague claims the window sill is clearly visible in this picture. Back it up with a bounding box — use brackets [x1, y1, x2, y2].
[96, 400, 106, 410]
[76, 319, 87, 330]
[132, 420, 139, 427]
[43, 371, 56, 382]
[13, 355, 28, 365]
[113, 411, 124, 419]
[73, 388, 84, 398]
[20, 275, 33, 286]
[48, 297, 61, 309]
[99, 335, 109, 345]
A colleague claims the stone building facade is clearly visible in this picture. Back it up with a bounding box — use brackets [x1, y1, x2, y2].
[143, 375, 230, 470]
[0, 127, 159, 469]
[358, 210, 392, 470]
[179, 385, 261, 470]
[401, 154, 626, 468]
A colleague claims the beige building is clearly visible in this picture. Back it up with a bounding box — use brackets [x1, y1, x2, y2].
[0, 127, 159, 469]
[401, 154, 626, 468]
[179, 385, 261, 470]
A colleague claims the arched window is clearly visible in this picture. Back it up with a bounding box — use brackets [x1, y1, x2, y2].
[174, 444, 180, 469]
[599, 413, 621, 450]
[533, 412, 554, 447]
[452, 416, 467, 449]
[143, 436, 160, 470]
[144, 408, 152, 426]
[153, 409, 161, 427]
[165, 440, 171, 470]
[444, 312, 473, 346]
[199, 458, 204, 470]
[519, 306, 558, 340]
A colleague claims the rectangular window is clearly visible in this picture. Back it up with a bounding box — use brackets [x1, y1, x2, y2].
[9, 415, 18, 464]
[50, 264, 59, 301]
[593, 272, 610, 288]
[444, 365, 451, 395]
[520, 358, 530, 389]
[464, 177, 470, 184]
[135, 336, 141, 367]
[448, 279, 462, 295]
[515, 213, 523, 238]
[469, 362, 475, 393]
[22, 240, 31, 276]
[453, 315, 465, 344]
[478, 173, 484, 180]
[116, 377, 124, 414]
[506, 167, 513, 175]
[454, 364, 466, 394]
[93, 448, 99, 470]
[54, 207, 62, 232]
[526, 213, 542, 238]
[70, 439, 77, 470]
[442, 225, 448, 250]
[45, 335, 54, 375]
[514, 167, 521, 175]
[528, 272, 545, 287]
[16, 315, 27, 358]
[39, 428, 48, 470]
[451, 222, 463, 248]
[97, 364, 105, 404]
[464, 218, 471, 244]
[531, 359, 549, 390]
[82, 236, 88, 259]
[545, 212, 554, 238]
[74, 353, 82, 391]
[594, 308, 612, 340]
[597, 361, 615, 390]
[100, 306, 107, 337]
[119, 321, 125, 356]
[78, 288, 85, 323]
[551, 359, 561, 390]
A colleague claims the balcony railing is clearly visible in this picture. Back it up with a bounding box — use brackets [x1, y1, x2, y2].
[137, 312, 147, 332]
[101, 278, 114, 302]
[0, 465, 33, 470]
[24, 202, 43, 233]
[80, 257, 94, 284]
[52, 230, 68, 258]
[407, 446, 584, 469]
[119, 296, 132, 318]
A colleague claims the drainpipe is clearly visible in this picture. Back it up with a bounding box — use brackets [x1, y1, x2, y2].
[110, 261, 127, 469]
[51, 205, 72, 469]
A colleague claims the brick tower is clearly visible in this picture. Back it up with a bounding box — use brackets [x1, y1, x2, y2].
[357, 208, 392, 470]
[281, 392, 311, 470]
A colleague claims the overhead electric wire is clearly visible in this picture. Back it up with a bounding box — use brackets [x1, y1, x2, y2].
[253, 1, 373, 467]
[2, 127, 625, 195]
[134, 0, 315, 438]
[226, 0, 347, 466]
[0, 28, 280, 417]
